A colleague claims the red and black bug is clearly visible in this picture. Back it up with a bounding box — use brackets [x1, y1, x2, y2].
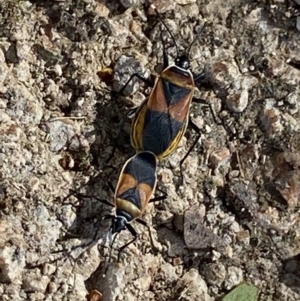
[115, 5, 219, 165]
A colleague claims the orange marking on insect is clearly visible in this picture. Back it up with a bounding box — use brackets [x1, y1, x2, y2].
[115, 173, 136, 198]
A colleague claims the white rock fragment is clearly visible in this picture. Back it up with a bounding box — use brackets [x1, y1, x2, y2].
[22, 272, 50, 293]
[0, 48, 9, 84]
[134, 274, 152, 291]
[119, 0, 145, 8]
[224, 266, 243, 290]
[226, 76, 258, 113]
[60, 282, 69, 295]
[259, 99, 283, 137]
[160, 262, 178, 282]
[204, 50, 240, 90]
[148, 1, 176, 15]
[95, 1, 110, 17]
[226, 89, 248, 113]
[53, 64, 63, 77]
[42, 263, 56, 276]
[175, 0, 196, 4]
[0, 246, 26, 283]
[6, 83, 43, 125]
[130, 19, 149, 43]
[229, 220, 240, 233]
[13, 61, 31, 82]
[113, 55, 148, 96]
[245, 7, 264, 25]
[46, 120, 76, 152]
[285, 89, 300, 115]
[73, 245, 101, 279]
[177, 269, 211, 301]
[72, 274, 88, 300]
[297, 16, 300, 32]
[203, 262, 226, 287]
[58, 205, 77, 229]
[15, 41, 31, 61]
[209, 147, 231, 170]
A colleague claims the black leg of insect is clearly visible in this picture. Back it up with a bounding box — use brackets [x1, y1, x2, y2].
[51, 193, 116, 255]
[178, 96, 223, 171]
[192, 97, 223, 126]
[193, 71, 206, 86]
[179, 119, 203, 168]
[118, 73, 154, 96]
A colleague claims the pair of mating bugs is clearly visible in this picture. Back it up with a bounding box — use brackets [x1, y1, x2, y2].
[72, 6, 215, 262]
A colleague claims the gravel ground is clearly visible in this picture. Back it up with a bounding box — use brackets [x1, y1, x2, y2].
[0, 0, 300, 300]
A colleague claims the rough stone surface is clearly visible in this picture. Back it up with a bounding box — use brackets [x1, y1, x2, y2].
[174, 0, 197, 5]
[0, 0, 300, 301]
[119, 0, 145, 9]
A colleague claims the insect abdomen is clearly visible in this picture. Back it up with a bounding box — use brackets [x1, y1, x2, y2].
[142, 110, 183, 156]
[114, 152, 157, 219]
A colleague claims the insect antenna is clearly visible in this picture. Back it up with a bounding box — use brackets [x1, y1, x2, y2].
[151, 4, 179, 56]
[187, 21, 207, 57]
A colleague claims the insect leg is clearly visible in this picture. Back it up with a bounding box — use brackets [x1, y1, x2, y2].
[130, 189, 167, 251]
[52, 213, 114, 256]
[117, 224, 138, 262]
[193, 97, 238, 140]
[193, 98, 236, 141]
[160, 25, 169, 68]
[192, 97, 222, 126]
[63, 190, 114, 212]
[118, 73, 154, 95]
[193, 71, 206, 84]
[135, 218, 159, 253]
[71, 214, 113, 250]
[180, 119, 202, 167]
[149, 188, 168, 203]
[126, 106, 139, 118]
[107, 181, 115, 194]
[162, 45, 169, 68]
[74, 192, 114, 208]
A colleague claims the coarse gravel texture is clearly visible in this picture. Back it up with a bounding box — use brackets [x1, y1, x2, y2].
[0, 0, 300, 301]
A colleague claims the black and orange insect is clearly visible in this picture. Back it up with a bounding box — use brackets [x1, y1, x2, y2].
[67, 151, 166, 262]
[117, 5, 218, 164]
[101, 151, 166, 259]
